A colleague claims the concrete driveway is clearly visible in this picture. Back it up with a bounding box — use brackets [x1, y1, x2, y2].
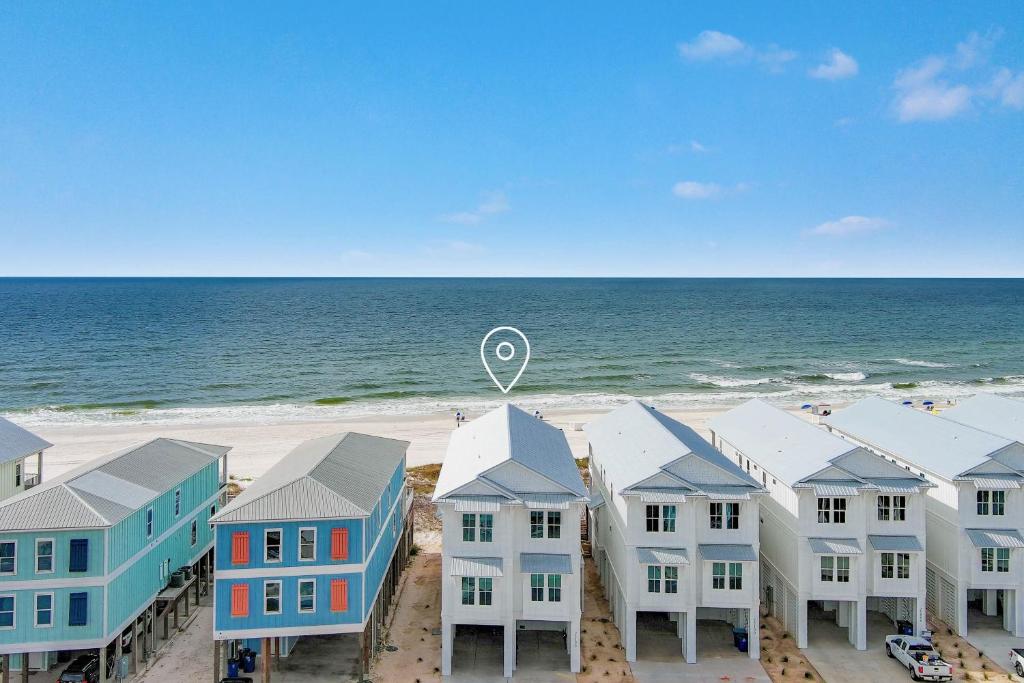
[802, 608, 910, 683]
[965, 609, 1023, 675]
[448, 625, 574, 683]
[631, 616, 770, 683]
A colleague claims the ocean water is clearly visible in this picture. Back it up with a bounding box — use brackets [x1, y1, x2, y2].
[1, 278, 1022, 425]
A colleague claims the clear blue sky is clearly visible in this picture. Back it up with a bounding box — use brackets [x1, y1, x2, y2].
[2, 2, 1022, 276]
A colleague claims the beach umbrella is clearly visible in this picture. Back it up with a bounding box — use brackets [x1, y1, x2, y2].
[902, 400, 913, 405]
[801, 404, 812, 410]
[923, 401, 934, 406]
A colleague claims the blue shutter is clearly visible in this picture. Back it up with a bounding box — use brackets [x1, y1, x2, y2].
[69, 539, 89, 572]
[69, 592, 88, 626]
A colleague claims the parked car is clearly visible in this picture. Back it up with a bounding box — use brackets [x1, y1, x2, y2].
[1009, 648, 1024, 677]
[58, 654, 100, 683]
[885, 635, 953, 681]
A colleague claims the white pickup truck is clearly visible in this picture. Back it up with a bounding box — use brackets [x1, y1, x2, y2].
[885, 635, 953, 681]
[1010, 647, 1024, 677]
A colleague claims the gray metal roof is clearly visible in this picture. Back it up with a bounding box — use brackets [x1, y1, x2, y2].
[0, 438, 228, 531]
[434, 404, 586, 500]
[698, 544, 758, 562]
[808, 481, 865, 497]
[965, 528, 1024, 549]
[958, 474, 1022, 489]
[586, 490, 606, 510]
[825, 397, 1016, 480]
[449, 496, 506, 512]
[807, 537, 863, 555]
[636, 490, 690, 503]
[213, 432, 408, 523]
[450, 556, 504, 577]
[697, 484, 754, 500]
[521, 553, 573, 574]
[636, 547, 690, 565]
[869, 478, 932, 493]
[868, 535, 924, 552]
[710, 399, 859, 485]
[520, 493, 578, 510]
[941, 394, 1024, 445]
[0, 417, 52, 464]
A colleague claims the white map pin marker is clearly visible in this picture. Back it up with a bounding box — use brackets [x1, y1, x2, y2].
[481, 326, 530, 394]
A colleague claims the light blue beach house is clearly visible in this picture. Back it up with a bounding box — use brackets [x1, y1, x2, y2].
[210, 432, 413, 680]
[0, 417, 53, 501]
[0, 437, 229, 678]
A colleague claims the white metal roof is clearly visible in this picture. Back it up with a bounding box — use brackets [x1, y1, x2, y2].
[965, 528, 1024, 549]
[450, 556, 504, 577]
[213, 432, 408, 523]
[807, 537, 863, 555]
[520, 553, 573, 574]
[709, 399, 859, 485]
[434, 404, 586, 500]
[941, 394, 1024, 445]
[585, 400, 759, 504]
[697, 544, 758, 562]
[636, 547, 690, 565]
[0, 417, 52, 464]
[0, 438, 228, 531]
[825, 396, 1016, 481]
[867, 535, 924, 552]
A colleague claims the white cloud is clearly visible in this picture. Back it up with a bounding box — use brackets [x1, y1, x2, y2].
[807, 216, 889, 237]
[672, 181, 722, 199]
[690, 140, 708, 153]
[666, 140, 709, 155]
[678, 30, 747, 61]
[892, 31, 1022, 122]
[677, 30, 796, 73]
[809, 49, 859, 80]
[439, 190, 510, 225]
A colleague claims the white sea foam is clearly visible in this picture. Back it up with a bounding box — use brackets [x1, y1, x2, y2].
[889, 358, 955, 368]
[824, 371, 867, 381]
[688, 373, 777, 388]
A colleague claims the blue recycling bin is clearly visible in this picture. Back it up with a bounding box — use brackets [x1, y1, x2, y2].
[241, 650, 256, 673]
[227, 658, 240, 678]
[896, 620, 913, 636]
[732, 627, 748, 652]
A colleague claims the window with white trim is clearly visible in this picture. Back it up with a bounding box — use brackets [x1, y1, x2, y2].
[664, 565, 678, 593]
[462, 577, 476, 605]
[35, 539, 54, 574]
[462, 514, 477, 542]
[821, 556, 834, 581]
[726, 502, 741, 529]
[478, 577, 493, 605]
[146, 507, 154, 538]
[835, 556, 849, 583]
[299, 528, 316, 561]
[479, 514, 493, 542]
[298, 579, 315, 613]
[981, 548, 1010, 573]
[712, 562, 725, 589]
[729, 562, 743, 589]
[0, 595, 13, 629]
[817, 498, 846, 523]
[530, 511, 561, 539]
[709, 502, 723, 529]
[978, 490, 1006, 516]
[530, 574, 561, 601]
[647, 565, 661, 593]
[647, 505, 676, 532]
[174, 489, 181, 517]
[264, 530, 282, 563]
[0, 541, 15, 575]
[34, 592, 53, 627]
[878, 495, 909, 521]
[264, 581, 281, 614]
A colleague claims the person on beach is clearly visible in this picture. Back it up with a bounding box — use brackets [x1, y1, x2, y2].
[455, 410, 463, 427]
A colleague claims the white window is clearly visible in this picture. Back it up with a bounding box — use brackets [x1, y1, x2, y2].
[299, 528, 316, 561]
[35, 539, 54, 574]
[0, 595, 13, 629]
[298, 579, 316, 613]
[726, 502, 740, 529]
[530, 574, 561, 601]
[264, 581, 282, 615]
[34, 592, 53, 627]
[978, 490, 1006, 516]
[817, 498, 846, 523]
[264, 529, 282, 563]
[0, 541, 16, 575]
[712, 562, 725, 589]
[14, 463, 21, 488]
[174, 489, 181, 517]
[820, 556, 834, 581]
[728, 562, 743, 589]
[529, 511, 561, 539]
[982, 548, 1010, 573]
[647, 505, 676, 532]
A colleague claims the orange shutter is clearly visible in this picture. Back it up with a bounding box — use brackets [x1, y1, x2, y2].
[330, 579, 349, 612]
[231, 532, 250, 564]
[331, 528, 349, 560]
[230, 584, 249, 617]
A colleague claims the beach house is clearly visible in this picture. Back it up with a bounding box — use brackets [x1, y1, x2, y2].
[0, 437, 229, 678]
[709, 399, 932, 650]
[0, 417, 52, 501]
[210, 432, 413, 680]
[585, 400, 764, 664]
[824, 396, 1024, 637]
[432, 404, 587, 678]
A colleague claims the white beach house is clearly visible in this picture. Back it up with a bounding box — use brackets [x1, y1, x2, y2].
[0, 417, 52, 501]
[432, 404, 588, 678]
[824, 396, 1024, 637]
[709, 399, 932, 650]
[585, 400, 764, 664]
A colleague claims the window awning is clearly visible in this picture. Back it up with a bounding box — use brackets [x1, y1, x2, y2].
[868, 535, 924, 552]
[807, 537, 863, 555]
[447, 496, 506, 512]
[634, 489, 690, 503]
[520, 553, 573, 574]
[960, 475, 1022, 490]
[636, 547, 690, 565]
[520, 494, 578, 510]
[868, 478, 929, 493]
[966, 528, 1024, 549]
[809, 481, 863, 497]
[450, 556, 503, 577]
[587, 491, 606, 510]
[697, 485, 754, 500]
[698, 544, 757, 562]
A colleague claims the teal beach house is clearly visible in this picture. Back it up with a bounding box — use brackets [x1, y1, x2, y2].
[0, 437, 229, 678]
[211, 432, 414, 680]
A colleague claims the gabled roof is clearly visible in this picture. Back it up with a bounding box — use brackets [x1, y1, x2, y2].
[213, 432, 408, 523]
[0, 438, 228, 531]
[0, 417, 53, 464]
[433, 404, 586, 500]
[941, 394, 1024, 445]
[825, 396, 1017, 481]
[585, 400, 760, 499]
[710, 399, 931, 491]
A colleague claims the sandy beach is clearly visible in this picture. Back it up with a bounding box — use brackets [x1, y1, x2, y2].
[26, 405, 735, 482]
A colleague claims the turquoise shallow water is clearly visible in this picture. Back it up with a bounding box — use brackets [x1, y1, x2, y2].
[1, 278, 1022, 424]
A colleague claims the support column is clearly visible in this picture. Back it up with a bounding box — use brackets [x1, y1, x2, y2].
[837, 601, 850, 628]
[983, 589, 999, 616]
[261, 637, 271, 683]
[624, 606, 637, 662]
[684, 610, 697, 664]
[956, 583, 969, 636]
[748, 608, 760, 660]
[569, 617, 581, 673]
[132, 618, 139, 673]
[915, 596, 927, 637]
[502, 619, 516, 678]
[1, 654, 9, 683]
[797, 599, 809, 649]
[852, 598, 867, 650]
[1014, 589, 1024, 637]
[213, 641, 221, 683]
[99, 647, 107, 683]
[440, 619, 454, 677]
[19, 655, 27, 683]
